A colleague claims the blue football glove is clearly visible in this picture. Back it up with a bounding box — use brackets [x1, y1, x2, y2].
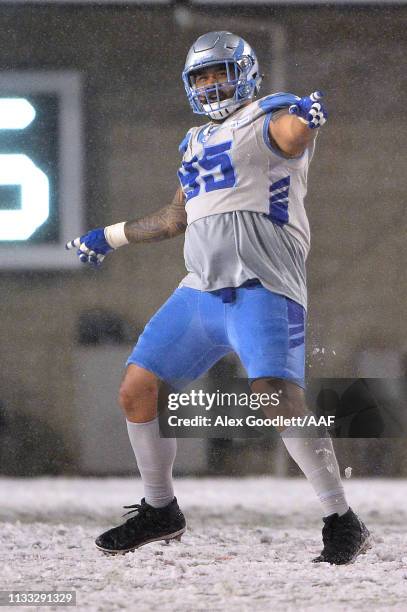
[65, 228, 113, 267]
[289, 91, 327, 129]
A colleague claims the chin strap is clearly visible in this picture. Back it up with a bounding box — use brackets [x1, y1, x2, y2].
[203, 98, 246, 121]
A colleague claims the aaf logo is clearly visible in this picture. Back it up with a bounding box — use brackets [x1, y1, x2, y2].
[0, 98, 49, 240]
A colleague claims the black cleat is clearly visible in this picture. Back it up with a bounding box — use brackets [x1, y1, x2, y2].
[95, 497, 186, 555]
[312, 507, 371, 565]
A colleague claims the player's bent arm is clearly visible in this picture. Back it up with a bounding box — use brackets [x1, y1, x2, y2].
[124, 187, 187, 243]
[269, 111, 316, 157]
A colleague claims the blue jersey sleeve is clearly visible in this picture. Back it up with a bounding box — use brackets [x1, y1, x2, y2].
[259, 92, 300, 114]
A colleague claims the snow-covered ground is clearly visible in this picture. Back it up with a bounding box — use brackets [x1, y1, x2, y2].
[1, 477, 407, 612]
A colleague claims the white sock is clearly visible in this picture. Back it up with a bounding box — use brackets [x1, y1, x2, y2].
[281, 425, 349, 517]
[126, 417, 176, 508]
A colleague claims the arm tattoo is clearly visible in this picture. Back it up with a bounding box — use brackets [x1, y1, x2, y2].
[124, 187, 187, 243]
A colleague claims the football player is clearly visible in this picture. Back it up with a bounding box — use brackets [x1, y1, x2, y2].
[66, 31, 370, 564]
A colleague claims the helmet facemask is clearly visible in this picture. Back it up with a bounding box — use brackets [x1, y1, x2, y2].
[184, 56, 261, 121]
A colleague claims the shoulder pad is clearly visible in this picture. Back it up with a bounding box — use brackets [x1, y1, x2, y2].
[179, 130, 192, 155]
[259, 92, 300, 113]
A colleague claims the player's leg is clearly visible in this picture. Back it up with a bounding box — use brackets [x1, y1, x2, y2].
[229, 285, 370, 564]
[251, 376, 371, 564]
[119, 364, 176, 509]
[96, 287, 231, 554]
[251, 377, 349, 517]
[120, 287, 230, 502]
[95, 364, 185, 554]
[229, 286, 347, 512]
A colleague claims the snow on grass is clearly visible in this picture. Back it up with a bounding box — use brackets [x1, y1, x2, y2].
[1, 477, 407, 611]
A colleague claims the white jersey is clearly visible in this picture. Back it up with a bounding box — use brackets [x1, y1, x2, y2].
[180, 211, 309, 309]
[178, 93, 315, 254]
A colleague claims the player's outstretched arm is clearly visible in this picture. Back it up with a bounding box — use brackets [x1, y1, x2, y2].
[124, 186, 186, 243]
[65, 187, 187, 267]
[269, 91, 328, 157]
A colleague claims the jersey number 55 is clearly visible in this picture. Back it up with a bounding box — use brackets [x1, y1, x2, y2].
[178, 141, 236, 202]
